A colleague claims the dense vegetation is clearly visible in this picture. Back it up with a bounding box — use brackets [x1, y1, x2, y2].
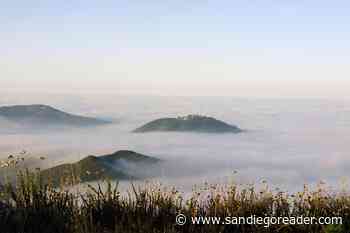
[0, 171, 349, 233]
[0, 153, 349, 233]
[133, 115, 242, 133]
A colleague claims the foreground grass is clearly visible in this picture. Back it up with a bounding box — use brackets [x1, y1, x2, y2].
[0, 169, 349, 233]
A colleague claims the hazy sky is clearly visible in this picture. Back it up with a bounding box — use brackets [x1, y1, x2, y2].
[1, 0, 350, 97]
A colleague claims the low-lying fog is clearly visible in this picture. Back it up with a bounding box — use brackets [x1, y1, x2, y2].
[1, 93, 350, 193]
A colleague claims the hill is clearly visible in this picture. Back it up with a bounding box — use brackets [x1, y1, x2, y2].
[40, 150, 160, 185]
[133, 115, 242, 133]
[0, 104, 110, 128]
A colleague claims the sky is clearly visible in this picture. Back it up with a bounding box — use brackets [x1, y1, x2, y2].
[1, 0, 350, 98]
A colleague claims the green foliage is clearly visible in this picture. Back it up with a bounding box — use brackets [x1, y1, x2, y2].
[133, 115, 242, 133]
[324, 225, 346, 233]
[0, 169, 76, 233]
[0, 170, 348, 233]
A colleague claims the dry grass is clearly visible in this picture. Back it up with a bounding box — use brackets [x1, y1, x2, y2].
[0, 153, 349, 233]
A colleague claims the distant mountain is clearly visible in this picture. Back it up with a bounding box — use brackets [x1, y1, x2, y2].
[0, 104, 111, 128]
[133, 115, 242, 133]
[40, 150, 160, 185]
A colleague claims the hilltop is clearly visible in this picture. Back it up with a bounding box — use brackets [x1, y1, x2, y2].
[0, 104, 111, 128]
[133, 115, 242, 133]
[40, 150, 160, 185]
